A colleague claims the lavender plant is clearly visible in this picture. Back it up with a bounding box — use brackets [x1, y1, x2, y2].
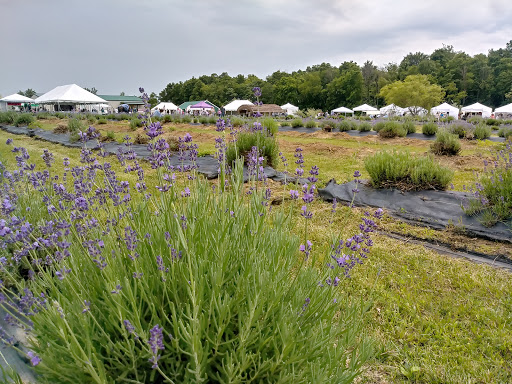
[463, 141, 512, 226]
[0, 88, 382, 384]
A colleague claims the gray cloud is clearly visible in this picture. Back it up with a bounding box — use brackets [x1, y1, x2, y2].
[1, 0, 510, 98]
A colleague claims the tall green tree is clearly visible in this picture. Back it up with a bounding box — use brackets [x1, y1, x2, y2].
[379, 75, 445, 113]
[18, 88, 37, 98]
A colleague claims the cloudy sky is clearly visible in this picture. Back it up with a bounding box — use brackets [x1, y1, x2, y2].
[1, 0, 511, 98]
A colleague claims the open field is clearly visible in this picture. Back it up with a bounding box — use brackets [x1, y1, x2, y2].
[0, 117, 511, 383]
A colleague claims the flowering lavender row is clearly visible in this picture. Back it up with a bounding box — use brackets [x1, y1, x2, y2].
[0, 87, 382, 382]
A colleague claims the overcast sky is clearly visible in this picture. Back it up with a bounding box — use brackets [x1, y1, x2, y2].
[1, 0, 511, 98]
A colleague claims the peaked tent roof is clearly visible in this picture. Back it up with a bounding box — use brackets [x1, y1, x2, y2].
[281, 103, 299, 109]
[190, 101, 214, 109]
[0, 93, 35, 103]
[379, 104, 405, 114]
[431, 103, 459, 118]
[353, 104, 378, 112]
[331, 106, 354, 114]
[36, 84, 107, 104]
[224, 99, 254, 112]
[179, 100, 219, 112]
[460, 103, 492, 116]
[495, 103, 512, 113]
[151, 102, 178, 111]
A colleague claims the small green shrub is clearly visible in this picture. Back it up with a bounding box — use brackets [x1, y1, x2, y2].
[358, 122, 372, 132]
[230, 117, 245, 127]
[498, 127, 512, 139]
[402, 121, 416, 134]
[378, 122, 406, 138]
[98, 118, 107, 125]
[262, 117, 279, 135]
[422, 122, 438, 136]
[450, 124, 467, 138]
[28, 121, 42, 130]
[431, 130, 461, 156]
[280, 120, 290, 127]
[463, 142, 512, 225]
[198, 116, 208, 125]
[373, 122, 385, 132]
[35, 112, 52, 120]
[486, 118, 501, 126]
[291, 118, 303, 128]
[181, 115, 192, 124]
[338, 120, 351, 132]
[467, 116, 483, 125]
[365, 150, 453, 190]
[305, 119, 317, 129]
[226, 131, 279, 167]
[129, 118, 143, 131]
[54, 112, 67, 119]
[474, 124, 491, 140]
[0, 111, 17, 124]
[14, 113, 35, 127]
[208, 116, 217, 125]
[68, 117, 85, 135]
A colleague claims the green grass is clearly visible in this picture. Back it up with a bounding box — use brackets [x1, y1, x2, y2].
[0, 128, 510, 383]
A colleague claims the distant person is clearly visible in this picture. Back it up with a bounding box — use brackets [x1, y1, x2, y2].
[152, 109, 162, 117]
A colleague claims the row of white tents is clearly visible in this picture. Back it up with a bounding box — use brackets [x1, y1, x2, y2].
[151, 99, 301, 116]
[331, 102, 512, 120]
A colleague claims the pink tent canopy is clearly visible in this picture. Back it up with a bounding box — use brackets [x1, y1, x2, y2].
[190, 101, 213, 109]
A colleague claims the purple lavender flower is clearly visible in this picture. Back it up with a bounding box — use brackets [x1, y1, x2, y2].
[148, 324, 165, 368]
[290, 190, 299, 200]
[27, 351, 41, 366]
[82, 300, 90, 314]
[252, 87, 262, 98]
[299, 240, 312, 259]
[181, 187, 191, 197]
[300, 205, 313, 219]
[5, 138, 13, 145]
[216, 118, 226, 132]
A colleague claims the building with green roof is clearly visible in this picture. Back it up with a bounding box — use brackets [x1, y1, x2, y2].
[98, 95, 144, 110]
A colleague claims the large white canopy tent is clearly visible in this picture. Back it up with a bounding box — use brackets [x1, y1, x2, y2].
[0, 93, 35, 111]
[280, 103, 299, 116]
[35, 84, 107, 111]
[379, 104, 405, 116]
[495, 103, 512, 118]
[331, 106, 354, 115]
[151, 102, 179, 113]
[461, 102, 492, 118]
[430, 103, 459, 120]
[353, 104, 379, 115]
[223, 100, 253, 114]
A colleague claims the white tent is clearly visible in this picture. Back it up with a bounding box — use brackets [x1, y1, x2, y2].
[461, 102, 492, 118]
[495, 103, 512, 118]
[281, 103, 299, 116]
[223, 100, 253, 114]
[0, 93, 35, 111]
[379, 104, 405, 116]
[430, 103, 459, 120]
[151, 102, 178, 113]
[353, 104, 379, 115]
[0, 93, 35, 103]
[36, 84, 107, 105]
[331, 106, 354, 115]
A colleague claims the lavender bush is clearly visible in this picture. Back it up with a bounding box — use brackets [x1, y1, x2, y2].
[463, 141, 512, 226]
[0, 89, 381, 383]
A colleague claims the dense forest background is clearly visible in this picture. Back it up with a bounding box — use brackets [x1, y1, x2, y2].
[158, 42, 512, 111]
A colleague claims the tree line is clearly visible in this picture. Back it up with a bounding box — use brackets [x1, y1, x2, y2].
[158, 41, 512, 111]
